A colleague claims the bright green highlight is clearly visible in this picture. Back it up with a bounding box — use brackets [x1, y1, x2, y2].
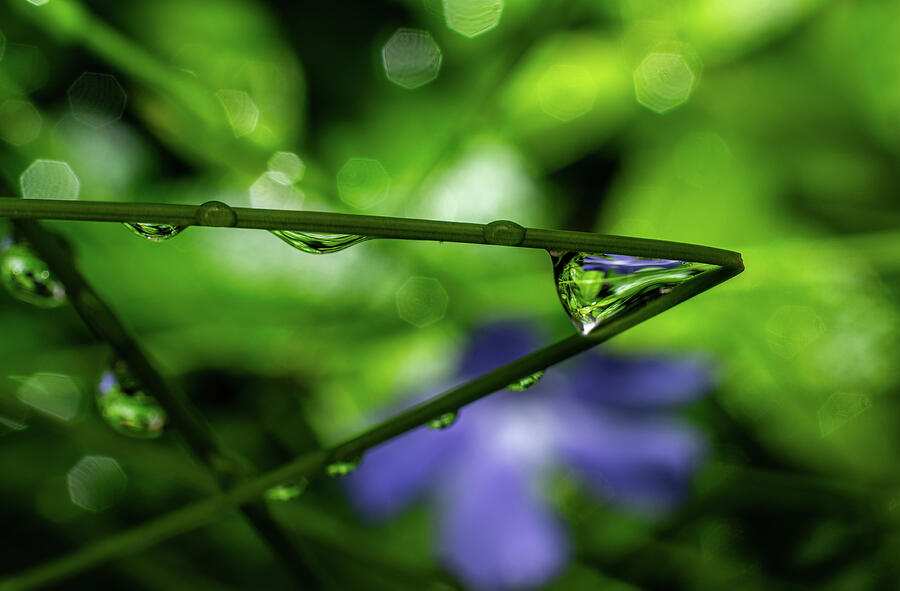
[265, 478, 309, 502]
[325, 454, 362, 478]
[506, 370, 544, 391]
[426, 411, 458, 430]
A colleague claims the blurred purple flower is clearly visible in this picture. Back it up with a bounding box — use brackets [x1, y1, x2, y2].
[582, 254, 683, 274]
[345, 321, 713, 590]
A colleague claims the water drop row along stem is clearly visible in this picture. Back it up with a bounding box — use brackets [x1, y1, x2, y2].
[0, 264, 740, 591]
[0, 199, 744, 269]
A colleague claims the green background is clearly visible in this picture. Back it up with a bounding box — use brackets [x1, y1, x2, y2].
[1, 0, 899, 589]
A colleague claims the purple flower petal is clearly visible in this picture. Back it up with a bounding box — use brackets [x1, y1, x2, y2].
[343, 423, 465, 521]
[458, 321, 541, 379]
[566, 353, 713, 409]
[582, 254, 683, 274]
[554, 402, 706, 511]
[437, 450, 568, 590]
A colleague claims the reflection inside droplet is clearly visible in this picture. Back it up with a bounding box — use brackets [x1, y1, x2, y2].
[426, 410, 458, 430]
[506, 370, 544, 391]
[552, 252, 718, 335]
[96, 363, 167, 439]
[271, 230, 369, 254]
[123, 222, 185, 242]
[0, 242, 67, 308]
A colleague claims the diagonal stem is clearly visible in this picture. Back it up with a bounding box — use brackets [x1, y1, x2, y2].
[10, 219, 325, 589]
[0, 266, 740, 591]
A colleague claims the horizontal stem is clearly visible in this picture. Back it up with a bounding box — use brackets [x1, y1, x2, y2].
[0, 199, 743, 269]
[0, 265, 739, 591]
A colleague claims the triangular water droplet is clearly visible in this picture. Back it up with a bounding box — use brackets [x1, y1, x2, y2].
[96, 362, 167, 439]
[552, 252, 719, 335]
[426, 410, 458, 430]
[123, 223, 185, 242]
[0, 241, 67, 308]
[506, 370, 544, 391]
[272, 230, 369, 254]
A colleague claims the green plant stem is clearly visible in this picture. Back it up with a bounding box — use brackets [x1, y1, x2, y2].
[9, 219, 324, 590]
[0, 199, 744, 269]
[0, 265, 740, 591]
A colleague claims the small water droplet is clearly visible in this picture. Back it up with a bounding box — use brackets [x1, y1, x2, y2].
[272, 230, 369, 254]
[123, 222, 185, 242]
[0, 241, 67, 308]
[506, 370, 544, 391]
[427, 410, 458, 430]
[552, 252, 718, 335]
[326, 453, 362, 477]
[96, 362, 167, 439]
[265, 478, 309, 502]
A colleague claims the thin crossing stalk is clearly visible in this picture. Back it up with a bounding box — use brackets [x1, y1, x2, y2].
[8, 219, 326, 589]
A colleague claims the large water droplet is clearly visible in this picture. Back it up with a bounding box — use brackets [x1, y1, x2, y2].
[265, 478, 309, 502]
[427, 410, 458, 430]
[552, 252, 718, 335]
[326, 453, 362, 477]
[0, 241, 67, 308]
[272, 230, 369, 254]
[506, 370, 544, 391]
[123, 222, 185, 242]
[96, 363, 167, 439]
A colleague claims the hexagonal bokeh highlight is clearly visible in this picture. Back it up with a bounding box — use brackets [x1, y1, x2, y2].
[267, 151, 306, 184]
[15, 373, 82, 422]
[633, 51, 698, 113]
[382, 29, 443, 89]
[337, 158, 390, 210]
[67, 456, 127, 512]
[538, 64, 598, 122]
[0, 100, 43, 146]
[765, 305, 825, 359]
[67, 72, 127, 128]
[20, 159, 80, 200]
[443, 0, 504, 38]
[250, 171, 305, 210]
[216, 89, 260, 138]
[818, 392, 872, 437]
[0, 397, 27, 437]
[396, 276, 449, 328]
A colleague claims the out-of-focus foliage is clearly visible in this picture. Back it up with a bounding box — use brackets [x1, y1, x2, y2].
[1, 0, 899, 589]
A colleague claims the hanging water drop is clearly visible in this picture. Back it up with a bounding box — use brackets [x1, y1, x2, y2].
[123, 222, 185, 242]
[265, 478, 309, 502]
[427, 410, 458, 430]
[272, 230, 369, 254]
[506, 370, 544, 391]
[96, 362, 167, 439]
[0, 241, 67, 308]
[326, 453, 362, 477]
[552, 252, 719, 335]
